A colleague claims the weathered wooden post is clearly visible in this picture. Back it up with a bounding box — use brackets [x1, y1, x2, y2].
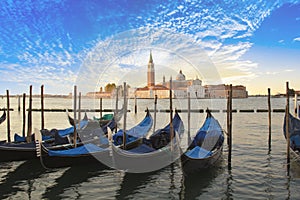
[187, 92, 191, 145]
[122, 82, 128, 149]
[22, 93, 26, 138]
[41, 85, 45, 130]
[6, 90, 11, 143]
[294, 93, 298, 117]
[169, 77, 173, 149]
[78, 92, 82, 127]
[268, 88, 271, 150]
[115, 86, 119, 133]
[73, 85, 77, 148]
[134, 95, 137, 114]
[285, 82, 290, 174]
[227, 84, 233, 169]
[153, 95, 157, 135]
[18, 95, 21, 112]
[100, 98, 103, 119]
[26, 85, 33, 143]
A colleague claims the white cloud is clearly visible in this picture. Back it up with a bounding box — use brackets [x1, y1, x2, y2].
[293, 37, 300, 42]
[284, 69, 294, 72]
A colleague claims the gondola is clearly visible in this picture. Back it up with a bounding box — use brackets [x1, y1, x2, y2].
[111, 110, 184, 173]
[0, 117, 115, 163]
[13, 113, 89, 143]
[37, 110, 153, 169]
[181, 109, 224, 174]
[113, 109, 153, 145]
[283, 112, 300, 162]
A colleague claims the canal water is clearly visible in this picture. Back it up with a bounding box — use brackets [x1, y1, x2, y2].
[0, 97, 299, 199]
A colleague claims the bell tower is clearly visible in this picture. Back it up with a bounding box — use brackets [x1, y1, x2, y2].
[147, 51, 155, 87]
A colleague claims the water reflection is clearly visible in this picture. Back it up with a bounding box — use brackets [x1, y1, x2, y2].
[179, 165, 224, 199]
[116, 163, 181, 199]
[116, 171, 156, 200]
[42, 164, 109, 199]
[0, 160, 46, 199]
[223, 168, 233, 200]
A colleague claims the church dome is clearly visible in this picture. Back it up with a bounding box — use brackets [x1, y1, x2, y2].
[176, 70, 186, 81]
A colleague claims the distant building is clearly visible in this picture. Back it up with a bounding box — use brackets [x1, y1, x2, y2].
[135, 52, 205, 98]
[205, 84, 248, 98]
[86, 51, 248, 99]
[86, 91, 112, 98]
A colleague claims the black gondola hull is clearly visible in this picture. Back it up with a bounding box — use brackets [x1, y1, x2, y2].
[0, 145, 37, 162]
[181, 147, 223, 175]
[40, 143, 111, 169]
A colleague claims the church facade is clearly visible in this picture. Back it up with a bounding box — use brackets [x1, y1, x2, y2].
[134, 52, 205, 98]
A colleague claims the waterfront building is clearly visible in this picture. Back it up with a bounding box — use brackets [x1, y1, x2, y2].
[135, 52, 205, 98]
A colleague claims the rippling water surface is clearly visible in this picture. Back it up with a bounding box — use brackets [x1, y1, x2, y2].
[0, 97, 300, 199]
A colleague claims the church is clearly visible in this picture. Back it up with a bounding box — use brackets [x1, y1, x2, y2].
[134, 52, 205, 98]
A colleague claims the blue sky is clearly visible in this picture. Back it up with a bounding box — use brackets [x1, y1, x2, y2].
[0, 0, 299, 95]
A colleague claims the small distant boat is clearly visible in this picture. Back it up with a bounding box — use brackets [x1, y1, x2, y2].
[181, 109, 224, 174]
[93, 105, 125, 126]
[111, 111, 184, 173]
[283, 113, 300, 162]
[37, 110, 153, 169]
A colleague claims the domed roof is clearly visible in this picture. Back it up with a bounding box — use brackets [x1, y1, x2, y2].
[176, 70, 186, 81]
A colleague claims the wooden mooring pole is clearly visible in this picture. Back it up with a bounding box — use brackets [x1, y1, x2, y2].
[27, 85, 32, 143]
[122, 82, 128, 150]
[187, 92, 191, 145]
[268, 88, 271, 150]
[115, 86, 119, 133]
[18, 95, 21, 112]
[227, 84, 233, 169]
[41, 85, 45, 130]
[6, 90, 11, 143]
[73, 86, 77, 148]
[22, 93, 26, 138]
[153, 95, 157, 135]
[294, 93, 298, 117]
[78, 92, 82, 126]
[169, 77, 174, 147]
[100, 98, 103, 118]
[134, 95, 137, 114]
[285, 82, 290, 174]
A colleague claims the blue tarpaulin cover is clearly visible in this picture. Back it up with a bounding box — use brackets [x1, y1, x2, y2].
[127, 144, 156, 153]
[113, 111, 153, 145]
[48, 143, 105, 157]
[58, 120, 88, 136]
[185, 146, 212, 158]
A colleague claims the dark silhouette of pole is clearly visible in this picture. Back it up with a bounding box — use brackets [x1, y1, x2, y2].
[6, 90, 11, 143]
[100, 98, 103, 118]
[169, 77, 173, 149]
[122, 82, 128, 150]
[187, 92, 191, 145]
[268, 88, 271, 150]
[153, 95, 157, 135]
[41, 85, 45, 130]
[285, 82, 290, 174]
[22, 93, 26, 138]
[18, 95, 21, 112]
[115, 86, 119, 133]
[73, 85, 77, 148]
[227, 84, 233, 170]
[134, 95, 137, 114]
[27, 85, 32, 143]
